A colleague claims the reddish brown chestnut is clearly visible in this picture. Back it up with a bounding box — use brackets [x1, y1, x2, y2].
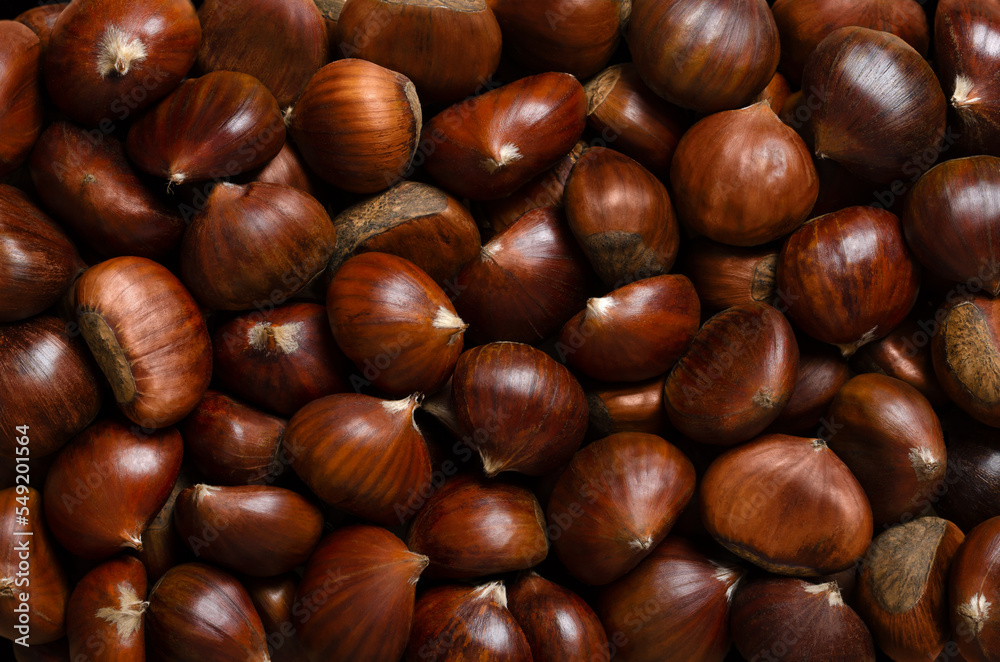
[663, 302, 799, 445]
[406, 474, 548, 579]
[757, 71, 792, 114]
[248, 142, 317, 195]
[43, 419, 183, 559]
[700, 434, 873, 576]
[14, 5, 67, 53]
[586, 376, 668, 438]
[949, 516, 1000, 661]
[766, 335, 849, 434]
[74, 257, 212, 428]
[138, 468, 194, 583]
[681, 239, 779, 312]
[547, 432, 696, 585]
[327, 252, 466, 396]
[0, 22, 42, 176]
[932, 295, 1000, 428]
[243, 574, 308, 662]
[66, 555, 147, 661]
[507, 572, 609, 662]
[451, 342, 588, 476]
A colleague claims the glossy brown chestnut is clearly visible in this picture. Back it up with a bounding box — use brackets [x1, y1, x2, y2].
[766, 335, 849, 434]
[932, 295, 1000, 428]
[174, 484, 323, 577]
[14, 4, 66, 49]
[802, 27, 946, 183]
[663, 302, 799, 445]
[127, 71, 286, 186]
[903, 156, 1000, 293]
[451, 342, 588, 476]
[287, 58, 421, 193]
[492, 0, 622, 79]
[771, 0, 929, 83]
[453, 206, 593, 345]
[826, 374, 947, 529]
[557, 275, 700, 382]
[936, 413, 1000, 534]
[701, 434, 873, 576]
[327, 252, 466, 396]
[627, 0, 779, 113]
[337, 0, 501, 105]
[197, 0, 327, 107]
[180, 391, 287, 486]
[74, 256, 212, 428]
[597, 537, 743, 662]
[243, 574, 308, 662]
[681, 239, 779, 312]
[0, 316, 102, 459]
[284, 393, 432, 525]
[0, 487, 70, 646]
[248, 142, 316, 195]
[295, 525, 428, 662]
[671, 102, 819, 246]
[777, 206, 920, 356]
[406, 582, 531, 662]
[0, 184, 81, 323]
[43, 419, 183, 559]
[421, 72, 587, 200]
[564, 146, 680, 286]
[406, 474, 548, 579]
[507, 572, 609, 662]
[44, 0, 200, 127]
[0, 22, 42, 176]
[548, 433, 696, 585]
[138, 467, 193, 583]
[587, 376, 668, 438]
[857, 517, 965, 661]
[66, 555, 147, 661]
[949, 517, 1000, 661]
[936, 0, 1000, 157]
[212, 303, 352, 417]
[29, 121, 185, 259]
[757, 71, 792, 114]
[730, 578, 876, 661]
[146, 563, 270, 662]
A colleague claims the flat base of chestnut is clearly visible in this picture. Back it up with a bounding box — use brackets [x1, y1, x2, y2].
[78, 312, 137, 405]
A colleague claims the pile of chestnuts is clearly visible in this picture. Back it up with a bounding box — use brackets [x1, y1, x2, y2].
[3, 0, 1000, 660]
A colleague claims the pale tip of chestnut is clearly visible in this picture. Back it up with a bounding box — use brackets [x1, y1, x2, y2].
[619, 0, 632, 30]
[408, 553, 431, 585]
[248, 321, 304, 355]
[586, 296, 615, 320]
[192, 484, 220, 502]
[383, 394, 425, 431]
[952, 75, 981, 110]
[628, 535, 654, 551]
[908, 447, 941, 481]
[98, 26, 147, 78]
[835, 327, 879, 358]
[480, 451, 506, 478]
[96, 582, 148, 640]
[752, 388, 777, 409]
[804, 581, 845, 607]
[0, 577, 13, 597]
[282, 106, 294, 127]
[474, 581, 508, 608]
[432, 307, 468, 345]
[810, 438, 828, 451]
[481, 143, 524, 174]
[122, 531, 144, 552]
[957, 594, 992, 635]
[710, 561, 743, 601]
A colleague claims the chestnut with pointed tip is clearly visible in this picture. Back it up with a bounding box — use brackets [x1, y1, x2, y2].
[507, 572, 609, 661]
[949, 516, 1000, 661]
[586, 376, 668, 438]
[66, 555, 147, 662]
[681, 239, 779, 312]
[932, 294, 1000, 428]
[43, 419, 183, 560]
[0, 22, 42, 176]
[548, 433, 696, 585]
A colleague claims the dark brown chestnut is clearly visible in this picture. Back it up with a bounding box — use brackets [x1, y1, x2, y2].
[586, 376, 668, 439]
[936, 413, 1000, 534]
[248, 142, 317, 195]
[0, 22, 42, 177]
[243, 574, 308, 662]
[766, 335, 849, 434]
[663, 302, 799, 445]
[680, 239, 779, 312]
[66, 555, 147, 661]
[507, 572, 609, 661]
[949, 516, 1000, 661]
[757, 71, 792, 114]
[14, 5, 67, 53]
[932, 295, 1000, 428]
[138, 467, 194, 583]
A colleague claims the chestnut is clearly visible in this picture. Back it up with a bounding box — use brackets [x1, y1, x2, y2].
[451, 342, 588, 476]
[406, 474, 548, 579]
[627, 0, 780, 113]
[197, 0, 328, 108]
[936, 413, 1000, 534]
[586, 376, 668, 439]
[0, 22, 42, 177]
[700, 434, 873, 576]
[74, 257, 212, 429]
[139, 468, 194, 583]
[757, 71, 792, 114]
[126, 71, 286, 187]
[406, 582, 531, 662]
[730, 577, 876, 661]
[283, 393, 432, 526]
[670, 102, 819, 247]
[146, 563, 270, 662]
[66, 555, 147, 661]
[597, 537, 743, 662]
[174, 484, 324, 577]
[663, 302, 799, 445]
[452, 206, 593, 345]
[0, 184, 82, 323]
[43, 419, 183, 559]
[248, 142, 317, 195]
[802, 27, 946, 183]
[547, 432, 696, 585]
[243, 574, 308, 662]
[932, 294, 1000, 428]
[856, 517, 965, 661]
[212, 302, 352, 417]
[421, 72, 587, 200]
[328, 180, 481, 287]
[826, 373, 947, 529]
[286, 58, 421, 193]
[777, 206, 920, 356]
[680, 239, 779, 312]
[337, 0, 501, 105]
[557, 274, 700, 382]
[13, 5, 67, 53]
[44, 0, 201, 127]
[949, 516, 1000, 661]
[327, 252, 466, 397]
[766, 335, 849, 435]
[563, 146, 681, 286]
[0, 316, 102, 459]
[507, 572, 609, 661]
[295, 525, 428, 662]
